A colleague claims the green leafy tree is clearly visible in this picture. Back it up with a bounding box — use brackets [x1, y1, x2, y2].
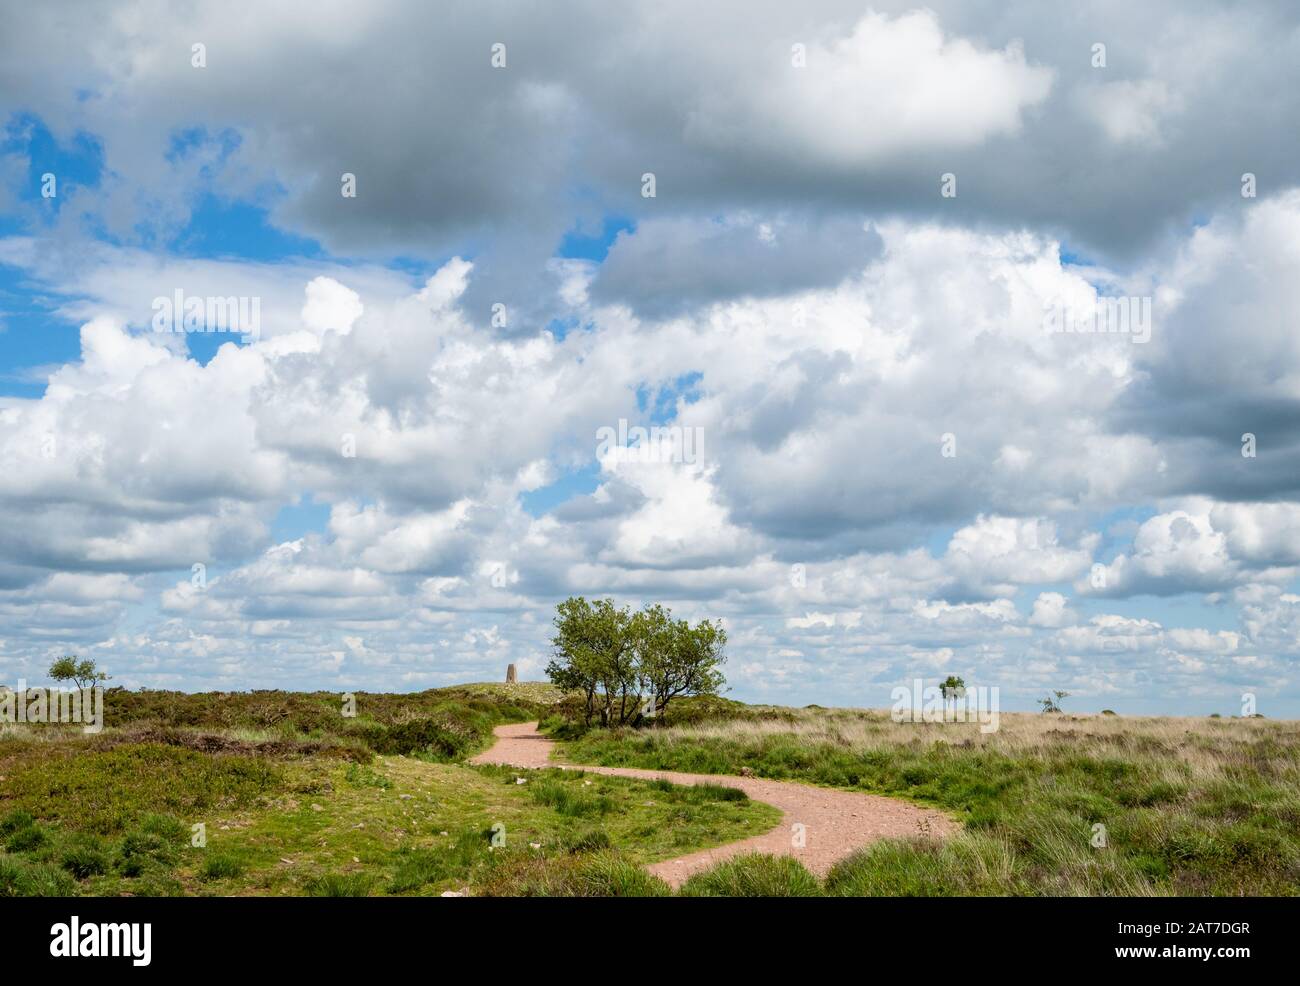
[546, 597, 635, 726]
[48, 656, 109, 691]
[939, 675, 966, 721]
[635, 604, 727, 721]
[546, 598, 727, 727]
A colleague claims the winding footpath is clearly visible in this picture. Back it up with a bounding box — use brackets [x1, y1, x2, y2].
[471, 721, 956, 888]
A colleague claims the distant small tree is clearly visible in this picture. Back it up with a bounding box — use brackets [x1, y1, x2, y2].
[1038, 690, 1069, 714]
[48, 656, 109, 691]
[939, 675, 966, 721]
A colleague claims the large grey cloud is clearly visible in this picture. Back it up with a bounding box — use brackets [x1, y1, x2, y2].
[588, 215, 882, 318]
[4, 0, 1299, 295]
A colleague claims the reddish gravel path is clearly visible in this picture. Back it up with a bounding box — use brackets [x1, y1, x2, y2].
[471, 721, 956, 888]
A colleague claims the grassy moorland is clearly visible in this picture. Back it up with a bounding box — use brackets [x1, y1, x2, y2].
[553, 706, 1300, 896]
[4, 682, 1298, 896]
[0, 683, 775, 897]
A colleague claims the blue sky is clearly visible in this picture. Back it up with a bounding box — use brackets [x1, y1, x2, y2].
[2, 1, 1300, 716]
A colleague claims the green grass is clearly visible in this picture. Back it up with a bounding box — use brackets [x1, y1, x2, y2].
[200, 851, 248, 880]
[386, 834, 487, 893]
[191, 760, 775, 897]
[0, 855, 76, 897]
[4, 821, 48, 852]
[306, 873, 376, 897]
[477, 849, 672, 897]
[529, 777, 612, 817]
[823, 835, 1029, 896]
[0, 743, 283, 834]
[58, 839, 110, 879]
[0, 714, 777, 896]
[8, 683, 1296, 896]
[678, 854, 822, 897]
[343, 763, 393, 789]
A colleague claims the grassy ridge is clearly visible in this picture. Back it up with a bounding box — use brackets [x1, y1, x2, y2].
[93, 682, 567, 761]
[556, 709, 1300, 896]
[6, 683, 1298, 896]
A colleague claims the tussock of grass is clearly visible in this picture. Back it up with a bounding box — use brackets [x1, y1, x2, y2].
[118, 826, 181, 876]
[0, 809, 35, 834]
[306, 873, 376, 896]
[58, 839, 110, 879]
[642, 776, 748, 803]
[825, 835, 1027, 896]
[560, 828, 612, 854]
[677, 854, 822, 897]
[343, 763, 392, 789]
[677, 781, 748, 803]
[0, 855, 76, 897]
[386, 831, 490, 894]
[530, 778, 612, 817]
[199, 851, 248, 881]
[478, 849, 671, 897]
[386, 850, 454, 894]
[4, 822, 48, 852]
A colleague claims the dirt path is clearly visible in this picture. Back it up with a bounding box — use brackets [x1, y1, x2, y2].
[471, 721, 956, 888]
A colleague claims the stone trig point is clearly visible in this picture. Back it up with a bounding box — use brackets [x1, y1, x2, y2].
[505, 663, 517, 684]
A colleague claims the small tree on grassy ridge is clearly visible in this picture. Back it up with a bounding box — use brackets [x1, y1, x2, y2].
[1038, 690, 1069, 714]
[939, 675, 965, 721]
[48, 656, 109, 691]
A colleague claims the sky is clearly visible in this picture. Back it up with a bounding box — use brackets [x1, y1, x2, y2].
[1, 0, 1299, 715]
